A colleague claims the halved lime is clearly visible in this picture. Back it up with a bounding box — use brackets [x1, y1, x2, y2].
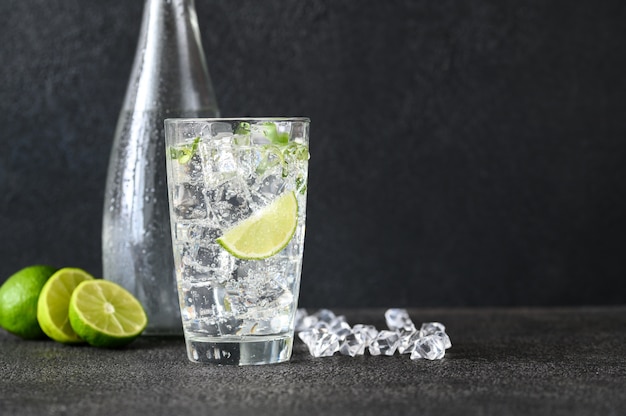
[68, 280, 147, 348]
[37, 267, 94, 344]
[216, 191, 298, 260]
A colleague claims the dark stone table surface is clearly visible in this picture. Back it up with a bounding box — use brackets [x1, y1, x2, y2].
[1, 307, 625, 415]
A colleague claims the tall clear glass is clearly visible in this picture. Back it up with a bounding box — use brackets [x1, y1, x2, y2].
[164, 118, 310, 365]
[102, 0, 219, 335]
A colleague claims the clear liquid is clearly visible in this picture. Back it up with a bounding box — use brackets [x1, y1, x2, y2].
[166, 125, 309, 364]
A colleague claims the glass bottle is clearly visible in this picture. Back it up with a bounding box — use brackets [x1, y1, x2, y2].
[102, 0, 219, 335]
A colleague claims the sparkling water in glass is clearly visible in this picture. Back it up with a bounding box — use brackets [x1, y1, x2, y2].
[164, 118, 310, 365]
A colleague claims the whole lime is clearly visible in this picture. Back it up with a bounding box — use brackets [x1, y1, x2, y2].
[0, 265, 58, 339]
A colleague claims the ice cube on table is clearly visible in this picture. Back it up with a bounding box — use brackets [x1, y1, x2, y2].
[339, 324, 378, 357]
[419, 322, 446, 336]
[352, 324, 378, 344]
[385, 308, 416, 332]
[295, 308, 451, 360]
[368, 330, 400, 356]
[419, 322, 452, 349]
[298, 328, 340, 357]
[296, 309, 319, 332]
[313, 309, 337, 324]
[340, 332, 366, 357]
[411, 334, 446, 360]
[397, 330, 421, 354]
[295, 308, 308, 332]
[300, 314, 320, 330]
[328, 316, 351, 340]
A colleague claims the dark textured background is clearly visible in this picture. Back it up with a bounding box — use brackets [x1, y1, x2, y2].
[1, 0, 625, 307]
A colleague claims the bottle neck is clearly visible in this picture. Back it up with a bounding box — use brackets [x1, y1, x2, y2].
[124, 0, 219, 115]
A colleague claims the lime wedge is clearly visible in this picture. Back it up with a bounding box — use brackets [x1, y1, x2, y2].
[37, 267, 94, 343]
[217, 191, 298, 260]
[68, 280, 147, 348]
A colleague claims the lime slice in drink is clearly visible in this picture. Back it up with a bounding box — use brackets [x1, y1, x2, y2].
[68, 280, 147, 348]
[37, 267, 94, 343]
[217, 191, 298, 260]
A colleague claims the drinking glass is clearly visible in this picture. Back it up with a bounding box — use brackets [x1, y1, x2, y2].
[164, 118, 310, 365]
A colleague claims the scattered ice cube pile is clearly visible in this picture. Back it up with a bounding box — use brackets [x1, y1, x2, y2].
[296, 308, 451, 360]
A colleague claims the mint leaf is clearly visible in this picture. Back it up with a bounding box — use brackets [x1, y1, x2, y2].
[235, 122, 251, 135]
[170, 137, 200, 164]
[256, 144, 284, 175]
[261, 122, 289, 145]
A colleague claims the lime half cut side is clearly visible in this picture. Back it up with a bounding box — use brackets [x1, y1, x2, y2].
[37, 267, 94, 343]
[216, 191, 299, 260]
[68, 280, 147, 348]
